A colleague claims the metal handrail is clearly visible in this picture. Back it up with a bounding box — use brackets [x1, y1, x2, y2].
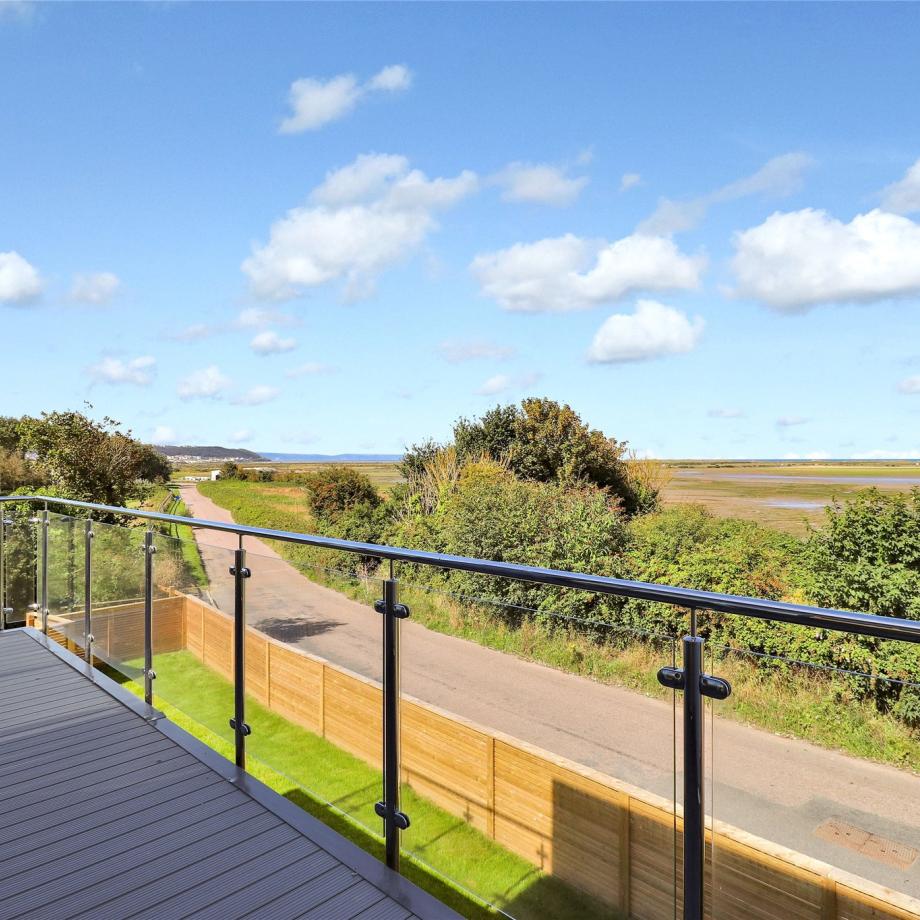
[2, 492, 919, 643]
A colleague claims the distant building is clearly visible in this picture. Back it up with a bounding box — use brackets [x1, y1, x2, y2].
[210, 470, 222, 481]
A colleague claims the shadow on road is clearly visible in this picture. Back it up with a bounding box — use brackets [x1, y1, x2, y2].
[254, 615, 345, 643]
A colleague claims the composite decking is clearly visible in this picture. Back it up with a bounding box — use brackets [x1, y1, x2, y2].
[0, 629, 460, 920]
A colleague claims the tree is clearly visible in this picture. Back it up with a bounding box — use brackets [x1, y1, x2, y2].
[16, 409, 170, 510]
[446, 398, 644, 514]
[398, 438, 443, 482]
[0, 417, 20, 452]
[454, 405, 517, 464]
[0, 449, 43, 493]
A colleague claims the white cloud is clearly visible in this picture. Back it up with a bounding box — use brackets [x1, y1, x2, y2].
[250, 330, 297, 355]
[310, 153, 407, 207]
[438, 339, 514, 363]
[0, 251, 42, 303]
[151, 425, 176, 444]
[638, 152, 812, 236]
[776, 415, 809, 427]
[899, 375, 920, 394]
[730, 208, 920, 311]
[472, 233, 703, 313]
[279, 64, 412, 133]
[477, 374, 512, 396]
[228, 429, 254, 444]
[620, 173, 642, 192]
[708, 407, 744, 419]
[235, 307, 299, 328]
[366, 64, 412, 92]
[242, 153, 477, 301]
[178, 365, 232, 400]
[285, 362, 337, 378]
[0, 1, 34, 21]
[587, 299, 704, 364]
[475, 371, 542, 397]
[70, 271, 120, 304]
[169, 323, 216, 342]
[231, 385, 280, 406]
[494, 162, 588, 206]
[87, 355, 156, 386]
[881, 158, 920, 214]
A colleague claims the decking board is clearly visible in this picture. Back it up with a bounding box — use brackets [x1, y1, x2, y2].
[0, 630, 459, 920]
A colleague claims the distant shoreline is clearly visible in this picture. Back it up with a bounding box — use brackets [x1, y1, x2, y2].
[260, 452, 404, 463]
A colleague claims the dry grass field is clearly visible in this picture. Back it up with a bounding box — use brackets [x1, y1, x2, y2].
[172, 458, 920, 536]
[662, 461, 920, 534]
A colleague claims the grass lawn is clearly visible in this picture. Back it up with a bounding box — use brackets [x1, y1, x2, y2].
[118, 650, 613, 920]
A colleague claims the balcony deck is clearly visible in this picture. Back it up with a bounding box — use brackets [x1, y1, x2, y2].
[0, 628, 459, 920]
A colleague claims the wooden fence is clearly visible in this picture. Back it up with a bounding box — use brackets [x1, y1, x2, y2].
[41, 594, 920, 920]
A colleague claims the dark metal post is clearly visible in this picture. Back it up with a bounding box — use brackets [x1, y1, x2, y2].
[0, 512, 6, 630]
[682, 635, 705, 920]
[658, 625, 730, 920]
[230, 546, 251, 768]
[83, 518, 93, 663]
[0, 515, 12, 630]
[143, 529, 155, 705]
[374, 578, 410, 871]
[40, 508, 49, 634]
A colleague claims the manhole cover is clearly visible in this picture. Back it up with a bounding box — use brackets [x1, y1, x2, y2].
[814, 818, 918, 870]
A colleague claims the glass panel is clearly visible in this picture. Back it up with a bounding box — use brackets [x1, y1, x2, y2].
[150, 530, 237, 749]
[242, 541, 385, 845]
[45, 513, 87, 655]
[1, 511, 37, 625]
[708, 623, 920, 918]
[88, 519, 146, 681]
[394, 564, 678, 920]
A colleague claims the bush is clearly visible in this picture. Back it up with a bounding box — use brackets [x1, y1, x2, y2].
[802, 488, 920, 620]
[301, 466, 381, 521]
[220, 461, 242, 480]
[624, 505, 802, 639]
[388, 460, 630, 624]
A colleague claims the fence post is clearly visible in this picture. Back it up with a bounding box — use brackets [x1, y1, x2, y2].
[374, 577, 410, 871]
[143, 528, 156, 705]
[0, 512, 6, 630]
[0, 514, 12, 629]
[84, 518, 93, 663]
[658, 622, 731, 920]
[40, 507, 49, 635]
[683, 635, 705, 920]
[230, 545, 251, 768]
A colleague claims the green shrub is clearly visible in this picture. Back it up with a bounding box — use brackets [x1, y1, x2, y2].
[802, 487, 920, 620]
[624, 504, 803, 639]
[388, 460, 630, 625]
[302, 466, 381, 521]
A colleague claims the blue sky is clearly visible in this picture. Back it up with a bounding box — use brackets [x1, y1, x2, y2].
[2, 1, 919, 459]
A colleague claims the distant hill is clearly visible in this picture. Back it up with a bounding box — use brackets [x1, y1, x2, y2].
[155, 445, 267, 461]
[262, 452, 403, 463]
